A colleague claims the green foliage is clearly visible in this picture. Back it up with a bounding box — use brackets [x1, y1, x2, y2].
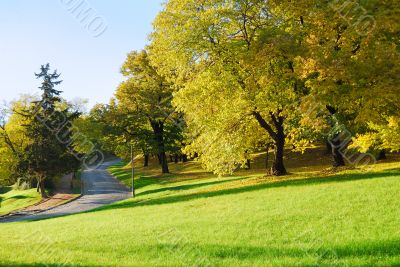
[20, 64, 81, 197]
[149, 0, 400, 174]
[115, 50, 184, 173]
[297, 0, 400, 128]
[72, 103, 115, 155]
[285, 0, 400, 160]
[0, 96, 35, 185]
[104, 100, 156, 161]
[351, 116, 400, 153]
[151, 0, 314, 175]
[118, 50, 175, 122]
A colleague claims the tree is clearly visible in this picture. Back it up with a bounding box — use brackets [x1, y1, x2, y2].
[351, 116, 400, 156]
[100, 100, 156, 166]
[288, 0, 400, 166]
[22, 64, 80, 197]
[151, 0, 312, 176]
[116, 50, 181, 174]
[0, 97, 34, 185]
[72, 103, 116, 157]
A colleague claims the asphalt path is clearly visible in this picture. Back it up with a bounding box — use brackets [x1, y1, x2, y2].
[0, 159, 131, 223]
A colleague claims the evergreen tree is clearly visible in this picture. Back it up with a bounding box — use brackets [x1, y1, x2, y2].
[23, 64, 80, 197]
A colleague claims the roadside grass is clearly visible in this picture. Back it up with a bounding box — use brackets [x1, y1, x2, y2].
[0, 148, 399, 266]
[0, 188, 41, 216]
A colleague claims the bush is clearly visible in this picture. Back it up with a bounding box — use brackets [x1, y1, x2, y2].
[12, 178, 31, 191]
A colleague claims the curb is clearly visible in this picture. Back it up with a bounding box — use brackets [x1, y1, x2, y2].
[0, 189, 83, 221]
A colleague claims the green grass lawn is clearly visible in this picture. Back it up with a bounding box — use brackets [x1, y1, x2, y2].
[0, 187, 41, 216]
[0, 151, 399, 266]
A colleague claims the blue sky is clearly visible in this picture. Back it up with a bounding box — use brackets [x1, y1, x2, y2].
[0, 0, 164, 109]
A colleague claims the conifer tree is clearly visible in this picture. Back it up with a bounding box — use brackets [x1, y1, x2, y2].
[23, 64, 80, 197]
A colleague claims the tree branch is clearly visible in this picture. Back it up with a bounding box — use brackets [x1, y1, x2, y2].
[0, 128, 18, 155]
[252, 111, 277, 140]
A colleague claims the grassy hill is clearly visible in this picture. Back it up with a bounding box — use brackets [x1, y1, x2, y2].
[0, 149, 399, 266]
[0, 187, 41, 216]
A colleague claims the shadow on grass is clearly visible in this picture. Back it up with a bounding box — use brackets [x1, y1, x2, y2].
[15, 176, 248, 223]
[94, 170, 400, 212]
[136, 176, 246, 197]
[0, 187, 12, 194]
[385, 168, 400, 172]
[18, 169, 400, 223]
[109, 169, 160, 190]
[6, 195, 34, 200]
[18, 168, 400, 223]
[1, 239, 399, 266]
[109, 165, 232, 194]
[163, 239, 400, 259]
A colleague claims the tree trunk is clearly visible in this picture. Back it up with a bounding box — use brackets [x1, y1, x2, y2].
[39, 181, 47, 198]
[151, 120, 169, 174]
[271, 127, 287, 176]
[265, 144, 270, 170]
[377, 150, 387, 161]
[252, 110, 287, 176]
[144, 153, 149, 167]
[245, 159, 251, 170]
[160, 152, 169, 173]
[169, 155, 173, 163]
[37, 175, 47, 198]
[326, 106, 346, 167]
[330, 135, 346, 167]
[157, 154, 162, 164]
[325, 141, 332, 155]
[182, 154, 188, 162]
[174, 154, 179, 164]
[244, 150, 251, 170]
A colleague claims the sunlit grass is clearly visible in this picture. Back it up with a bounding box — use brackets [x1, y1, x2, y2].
[0, 188, 41, 216]
[0, 149, 399, 266]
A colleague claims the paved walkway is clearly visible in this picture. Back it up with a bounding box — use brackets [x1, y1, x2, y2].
[0, 159, 131, 223]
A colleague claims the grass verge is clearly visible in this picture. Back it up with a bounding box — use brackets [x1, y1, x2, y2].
[0, 149, 399, 266]
[0, 188, 41, 216]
